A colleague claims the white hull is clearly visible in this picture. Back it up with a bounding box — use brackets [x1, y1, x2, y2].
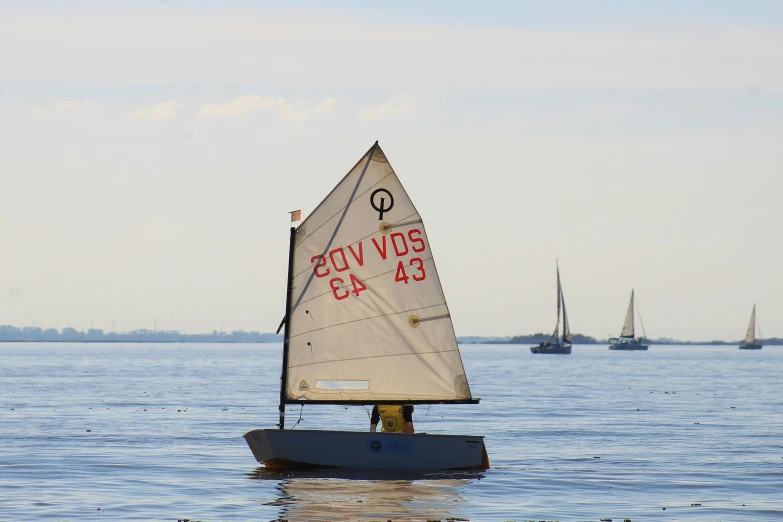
[244, 429, 489, 471]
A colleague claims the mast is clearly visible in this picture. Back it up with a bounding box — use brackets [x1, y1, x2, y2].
[278, 226, 296, 430]
[553, 262, 561, 340]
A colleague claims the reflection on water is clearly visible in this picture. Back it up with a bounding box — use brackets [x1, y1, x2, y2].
[249, 468, 482, 521]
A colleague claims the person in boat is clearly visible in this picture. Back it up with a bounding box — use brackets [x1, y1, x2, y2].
[370, 405, 414, 433]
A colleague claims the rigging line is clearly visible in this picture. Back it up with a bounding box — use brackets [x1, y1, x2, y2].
[290, 147, 377, 315]
[289, 348, 462, 369]
[756, 313, 762, 339]
[289, 301, 447, 338]
[296, 169, 397, 246]
[294, 255, 436, 308]
[635, 294, 648, 339]
[289, 404, 305, 430]
[291, 211, 422, 281]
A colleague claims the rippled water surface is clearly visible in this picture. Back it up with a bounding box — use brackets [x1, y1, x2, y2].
[1, 343, 781, 521]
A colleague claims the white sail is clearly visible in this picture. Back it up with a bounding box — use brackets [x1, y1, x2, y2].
[744, 305, 756, 344]
[552, 265, 561, 339]
[620, 289, 635, 338]
[561, 285, 571, 343]
[285, 143, 472, 402]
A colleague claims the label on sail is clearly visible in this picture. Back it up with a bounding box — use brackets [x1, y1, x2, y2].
[286, 143, 472, 402]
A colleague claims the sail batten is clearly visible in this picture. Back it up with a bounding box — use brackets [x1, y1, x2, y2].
[289, 301, 448, 339]
[620, 289, 635, 338]
[744, 305, 756, 344]
[285, 143, 473, 403]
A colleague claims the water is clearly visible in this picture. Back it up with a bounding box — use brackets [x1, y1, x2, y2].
[1, 343, 781, 521]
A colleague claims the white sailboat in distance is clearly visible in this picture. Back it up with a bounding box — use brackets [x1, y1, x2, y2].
[739, 305, 763, 350]
[531, 261, 572, 354]
[244, 142, 489, 471]
[608, 289, 649, 350]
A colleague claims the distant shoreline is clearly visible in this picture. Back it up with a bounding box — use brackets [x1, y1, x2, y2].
[1, 325, 780, 345]
[2, 339, 781, 346]
[0, 339, 281, 344]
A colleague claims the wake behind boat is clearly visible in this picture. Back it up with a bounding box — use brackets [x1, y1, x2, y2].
[609, 289, 649, 350]
[530, 261, 572, 354]
[739, 305, 763, 350]
[244, 142, 488, 471]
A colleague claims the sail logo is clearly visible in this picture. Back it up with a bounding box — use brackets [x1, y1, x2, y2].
[370, 188, 394, 220]
[367, 440, 414, 454]
[298, 380, 310, 391]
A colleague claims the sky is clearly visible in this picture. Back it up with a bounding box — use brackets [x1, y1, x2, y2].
[1, 1, 782, 341]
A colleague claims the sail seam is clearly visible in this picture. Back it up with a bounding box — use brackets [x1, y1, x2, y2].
[289, 348, 462, 369]
[290, 300, 446, 338]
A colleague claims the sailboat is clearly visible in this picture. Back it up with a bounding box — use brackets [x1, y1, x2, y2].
[739, 305, 763, 350]
[608, 289, 648, 350]
[244, 142, 489, 471]
[530, 261, 572, 354]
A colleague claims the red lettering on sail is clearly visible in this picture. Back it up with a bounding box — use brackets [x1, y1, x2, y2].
[408, 229, 425, 253]
[349, 274, 367, 296]
[390, 232, 408, 257]
[372, 236, 388, 260]
[311, 255, 330, 278]
[347, 242, 364, 267]
[329, 247, 349, 272]
[329, 278, 349, 300]
[411, 257, 426, 281]
[395, 261, 410, 284]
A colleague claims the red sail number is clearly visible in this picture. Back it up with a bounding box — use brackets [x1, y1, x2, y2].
[395, 258, 426, 285]
[349, 274, 367, 296]
[329, 277, 349, 300]
[411, 257, 426, 281]
[330, 274, 367, 300]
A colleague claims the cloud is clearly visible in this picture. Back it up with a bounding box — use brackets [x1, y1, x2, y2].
[359, 93, 425, 121]
[5, 9, 783, 93]
[196, 95, 337, 121]
[29, 100, 94, 118]
[278, 97, 338, 122]
[57, 100, 92, 110]
[130, 100, 183, 122]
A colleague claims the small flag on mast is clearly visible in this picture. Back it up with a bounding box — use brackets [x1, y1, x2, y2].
[290, 209, 302, 223]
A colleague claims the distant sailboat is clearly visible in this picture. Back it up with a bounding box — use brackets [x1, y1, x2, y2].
[531, 261, 572, 354]
[608, 289, 648, 351]
[739, 305, 763, 350]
